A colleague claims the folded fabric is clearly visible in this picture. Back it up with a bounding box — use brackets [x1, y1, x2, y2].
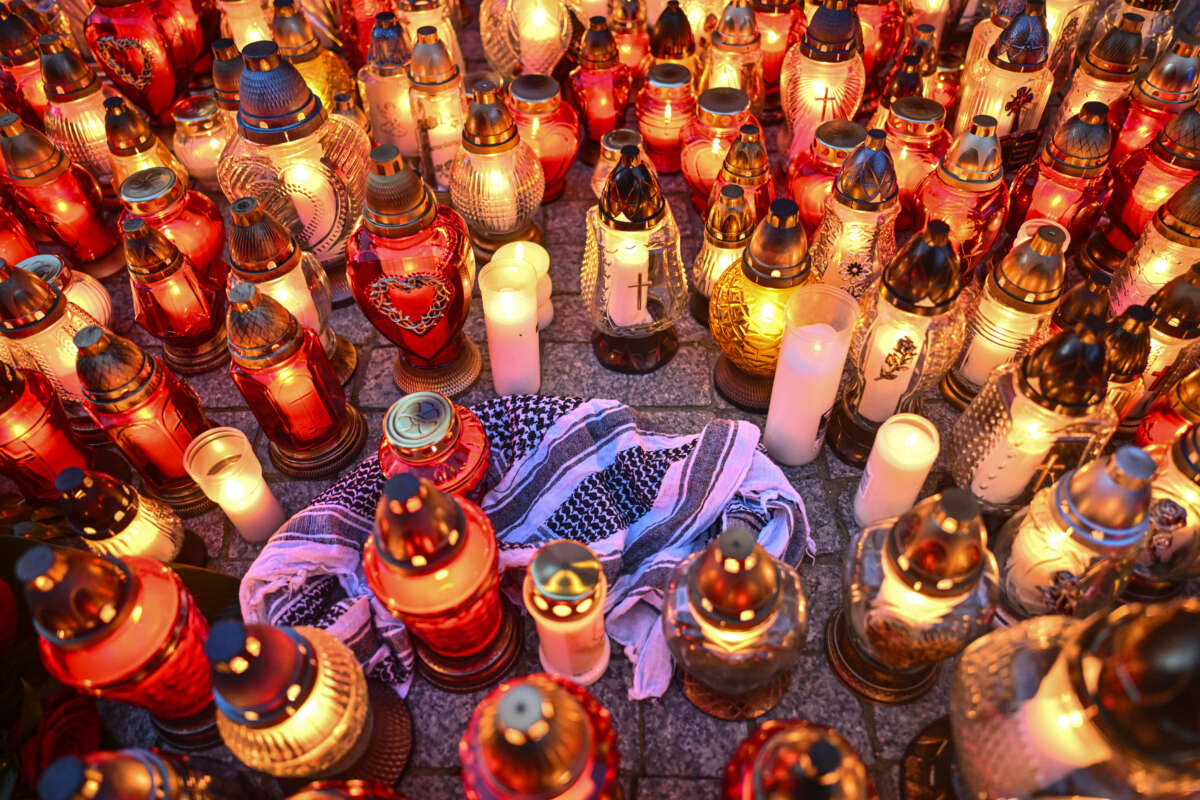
[239, 395, 812, 699]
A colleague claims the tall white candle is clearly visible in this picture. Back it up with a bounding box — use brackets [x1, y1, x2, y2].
[853, 413, 940, 526]
[493, 241, 554, 329]
[856, 307, 934, 424]
[607, 234, 653, 327]
[183, 427, 286, 543]
[480, 259, 541, 395]
[764, 285, 859, 465]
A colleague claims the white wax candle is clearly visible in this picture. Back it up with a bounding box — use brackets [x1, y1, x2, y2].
[968, 397, 1057, 505]
[853, 414, 940, 526]
[856, 311, 934, 424]
[1015, 656, 1112, 789]
[252, 267, 321, 333]
[183, 427, 286, 543]
[364, 75, 421, 159]
[480, 260, 541, 395]
[492, 242, 554, 329]
[213, 472, 287, 543]
[607, 236, 653, 327]
[765, 322, 852, 465]
[523, 575, 610, 685]
[956, 296, 1043, 387]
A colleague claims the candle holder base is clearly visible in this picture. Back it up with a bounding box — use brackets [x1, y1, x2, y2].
[591, 327, 679, 373]
[714, 355, 773, 412]
[392, 340, 483, 397]
[151, 702, 221, 752]
[328, 332, 359, 385]
[826, 608, 940, 704]
[269, 403, 368, 480]
[939, 372, 975, 411]
[148, 480, 216, 518]
[162, 325, 231, 376]
[1079, 227, 1125, 278]
[1121, 573, 1185, 603]
[900, 716, 962, 800]
[412, 598, 524, 692]
[680, 669, 790, 720]
[825, 405, 877, 467]
[470, 222, 544, 265]
[76, 245, 128, 279]
[539, 635, 611, 687]
[329, 680, 413, 785]
[689, 289, 710, 327]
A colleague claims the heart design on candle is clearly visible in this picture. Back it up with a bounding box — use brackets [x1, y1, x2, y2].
[369, 274, 453, 336]
[94, 36, 155, 90]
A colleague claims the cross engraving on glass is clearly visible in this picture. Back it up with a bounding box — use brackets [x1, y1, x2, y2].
[629, 272, 652, 312]
[816, 86, 837, 118]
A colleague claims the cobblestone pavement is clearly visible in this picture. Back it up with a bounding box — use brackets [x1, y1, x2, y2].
[79, 13, 977, 800]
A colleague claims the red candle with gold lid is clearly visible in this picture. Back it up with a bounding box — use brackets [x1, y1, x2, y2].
[0, 361, 95, 500]
[506, 74, 581, 203]
[378, 390, 490, 503]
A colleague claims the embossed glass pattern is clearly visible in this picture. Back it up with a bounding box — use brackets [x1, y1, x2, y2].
[448, 145, 544, 242]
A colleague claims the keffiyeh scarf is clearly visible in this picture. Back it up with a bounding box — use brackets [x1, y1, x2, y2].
[240, 395, 812, 699]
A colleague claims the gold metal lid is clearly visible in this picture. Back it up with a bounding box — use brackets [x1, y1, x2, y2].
[272, 0, 322, 63]
[205, 620, 319, 728]
[579, 16, 619, 69]
[371, 473, 468, 574]
[1166, 370, 1200, 428]
[1106, 303, 1153, 382]
[742, 197, 810, 287]
[229, 196, 306, 281]
[212, 37, 242, 111]
[1018, 318, 1109, 415]
[884, 95, 945, 139]
[104, 95, 154, 156]
[1131, 34, 1200, 111]
[718, 123, 769, 182]
[650, 0, 695, 59]
[1152, 102, 1200, 169]
[1082, 13, 1144, 80]
[609, 0, 646, 31]
[73, 325, 158, 410]
[462, 80, 518, 153]
[56, 467, 142, 540]
[227, 282, 304, 367]
[1040, 101, 1111, 177]
[884, 489, 986, 597]
[508, 74, 562, 112]
[989, 225, 1066, 310]
[705, 184, 753, 246]
[122, 216, 186, 283]
[1149, 264, 1200, 340]
[600, 144, 665, 230]
[38, 33, 97, 101]
[697, 87, 749, 126]
[712, 0, 760, 49]
[0, 6, 38, 66]
[799, 0, 860, 62]
[646, 62, 692, 90]
[16, 545, 137, 649]
[0, 112, 69, 185]
[0, 257, 64, 338]
[877, 54, 923, 119]
[367, 12, 406, 76]
[812, 119, 866, 166]
[938, 115, 1003, 190]
[1158, 174, 1200, 244]
[880, 220, 961, 315]
[598, 128, 642, 163]
[528, 540, 603, 621]
[118, 167, 184, 217]
[1052, 271, 1110, 331]
[172, 94, 221, 132]
[987, 0, 1049, 72]
[383, 391, 460, 461]
[237, 41, 328, 144]
[834, 129, 897, 211]
[687, 525, 780, 629]
[363, 144, 437, 236]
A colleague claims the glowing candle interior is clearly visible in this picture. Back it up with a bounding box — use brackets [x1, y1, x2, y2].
[184, 426, 286, 543]
[852, 413, 939, 525]
[479, 258, 541, 395]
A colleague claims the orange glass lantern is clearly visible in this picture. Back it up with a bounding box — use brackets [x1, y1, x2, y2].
[506, 74, 581, 202]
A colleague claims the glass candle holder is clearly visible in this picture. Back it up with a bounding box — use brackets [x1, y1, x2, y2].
[459, 673, 620, 800]
[0, 207, 36, 267]
[1105, 304, 1155, 423]
[20, 253, 112, 329]
[0, 113, 120, 276]
[522, 540, 610, 685]
[119, 167, 228, 289]
[1121, 267, 1200, 426]
[571, 17, 633, 164]
[706, 123, 774, 224]
[699, 0, 764, 117]
[207, 620, 372, 778]
[680, 87, 758, 213]
[826, 221, 964, 465]
[396, 0, 464, 69]
[884, 96, 950, 228]
[219, 41, 371, 278]
[357, 13, 418, 165]
[851, 413, 940, 526]
[212, 37, 242, 128]
[590, 128, 653, 199]
[779, 0, 863, 159]
[227, 283, 366, 479]
[1108, 36, 1200, 168]
[867, 53, 923, 131]
[332, 94, 369, 136]
[948, 320, 1118, 510]
[751, 0, 799, 121]
[644, 0, 703, 89]
[184, 426, 286, 543]
[38, 749, 262, 800]
[272, 0, 355, 112]
[449, 80, 545, 260]
[763, 284, 857, 465]
[217, 0, 272, 50]
[56, 466, 185, 562]
[611, 0, 650, 74]
[690, 183, 754, 325]
[1129, 425, 1200, 598]
[104, 94, 188, 194]
[75, 326, 214, 515]
[479, 257, 541, 395]
[636, 62, 696, 173]
[1045, 13, 1142, 136]
[584, 144, 686, 374]
[1090, 0, 1175, 66]
[379, 391, 490, 502]
[346, 144, 481, 396]
[942, 226, 1067, 408]
[663, 524, 807, 719]
[722, 720, 876, 800]
[479, 0, 572, 80]
[810, 129, 900, 299]
[1108, 174, 1200, 315]
[0, 362, 96, 500]
[363, 474, 522, 691]
[829, 489, 999, 703]
[785, 119, 864, 239]
[930, 51, 964, 115]
[122, 216, 229, 376]
[228, 196, 355, 384]
[18, 546, 217, 749]
[493, 240, 553, 329]
[954, 1, 1054, 172]
[0, 7, 48, 120]
[992, 445, 1153, 622]
[506, 74, 581, 203]
[171, 95, 232, 193]
[710, 198, 815, 410]
[1135, 364, 1200, 447]
[338, 0, 396, 71]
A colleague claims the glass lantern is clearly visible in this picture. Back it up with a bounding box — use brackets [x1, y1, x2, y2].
[1090, 0, 1178, 67]
[363, 473, 522, 690]
[709, 197, 814, 410]
[1109, 35, 1200, 169]
[947, 320, 1119, 511]
[884, 96, 951, 228]
[104, 95, 188, 193]
[827, 490, 999, 704]
[680, 86, 758, 212]
[706, 123, 774, 224]
[779, 0, 864, 159]
[0, 7, 48, 120]
[810, 129, 900, 299]
[691, 183, 753, 325]
[55, 466, 185, 563]
[1121, 267, 1200, 427]
[18, 546, 217, 749]
[582, 144, 687, 374]
[611, 0, 650, 73]
[217, 41, 371, 280]
[1129, 425, 1200, 598]
[826, 221, 964, 465]
[751, 0, 801, 122]
[992, 445, 1154, 622]
[867, 53, 923, 131]
[699, 0, 764, 117]
[396, 0, 464, 69]
[20, 253, 112, 329]
[637, 62, 697, 173]
[522, 540, 611, 685]
[663, 525, 807, 719]
[645, 0, 703, 88]
[272, 0, 355, 112]
[171, 95, 233, 193]
[479, 0, 572, 80]
[227, 196, 356, 385]
[347, 145, 479, 396]
[571, 17, 633, 164]
[378, 390, 490, 503]
[38, 33, 115, 189]
[212, 37, 242, 128]
[74, 326, 214, 515]
[785, 119, 865, 238]
[358, 13, 420, 164]
[949, 600, 1200, 800]
[1107, 175, 1200, 313]
[1135, 364, 1200, 447]
[1105, 304, 1154, 422]
[942, 226, 1067, 408]
[723, 720, 877, 800]
[459, 673, 620, 800]
[507, 74, 581, 202]
[1046, 13, 1141, 136]
[227, 283, 366, 478]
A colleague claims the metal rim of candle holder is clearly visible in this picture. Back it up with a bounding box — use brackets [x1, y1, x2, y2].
[328, 332, 359, 385]
[161, 323, 232, 376]
[147, 480, 218, 518]
[824, 607, 941, 705]
[268, 403, 368, 479]
[591, 327, 679, 374]
[391, 338, 482, 397]
[679, 668, 791, 720]
[825, 403, 878, 467]
[411, 598, 524, 692]
[939, 371, 977, 411]
[713, 354, 774, 412]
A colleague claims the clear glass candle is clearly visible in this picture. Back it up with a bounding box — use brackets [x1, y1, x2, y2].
[408, 27, 469, 195]
[184, 426, 285, 543]
[358, 13, 420, 164]
[785, 119, 864, 238]
[1090, 0, 1175, 67]
[479, 0, 572, 80]
[705, 123, 774, 224]
[699, 0, 764, 116]
[396, 0, 464, 69]
[1045, 13, 1141, 136]
[20, 253, 112, 329]
[507, 74, 581, 202]
[1109, 36, 1200, 168]
[41, 39, 120, 190]
[691, 183, 753, 322]
[56, 466, 185, 563]
[636, 62, 697, 173]
[590, 128, 651, 199]
[1109, 176, 1200, 314]
[272, 0, 355, 123]
[104, 95, 188, 194]
[171, 95, 231, 193]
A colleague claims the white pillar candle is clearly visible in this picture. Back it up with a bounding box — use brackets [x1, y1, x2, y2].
[764, 285, 859, 465]
[183, 427, 286, 543]
[853, 413, 940, 526]
[479, 259, 541, 395]
[493, 241, 554, 329]
[522, 540, 611, 686]
[607, 234, 653, 327]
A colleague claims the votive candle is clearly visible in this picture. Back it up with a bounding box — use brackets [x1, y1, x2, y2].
[183, 426, 286, 542]
[522, 539, 611, 685]
[852, 413, 939, 526]
[492, 241, 554, 329]
[479, 259, 540, 395]
[764, 285, 858, 465]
